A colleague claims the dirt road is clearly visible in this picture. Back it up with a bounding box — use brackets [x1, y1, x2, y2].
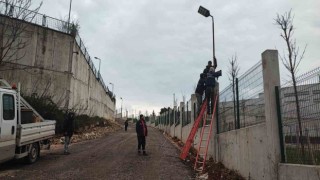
[0, 124, 194, 180]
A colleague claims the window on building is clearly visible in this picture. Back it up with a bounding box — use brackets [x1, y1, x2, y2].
[284, 91, 309, 97]
[313, 90, 320, 94]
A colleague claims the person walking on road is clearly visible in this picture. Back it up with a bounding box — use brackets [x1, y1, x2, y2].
[63, 111, 75, 155]
[136, 114, 148, 156]
[124, 120, 129, 131]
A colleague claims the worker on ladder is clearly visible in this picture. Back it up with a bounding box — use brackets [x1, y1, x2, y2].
[195, 73, 206, 116]
[205, 65, 221, 115]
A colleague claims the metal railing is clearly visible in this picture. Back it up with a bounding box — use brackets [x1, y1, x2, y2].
[279, 67, 320, 165]
[218, 61, 265, 133]
[0, 1, 70, 33]
[0, 1, 113, 99]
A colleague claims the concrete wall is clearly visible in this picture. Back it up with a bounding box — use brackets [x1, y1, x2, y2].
[170, 124, 175, 137]
[175, 124, 182, 140]
[279, 163, 320, 180]
[181, 124, 192, 143]
[153, 49, 320, 180]
[0, 16, 115, 120]
[218, 123, 268, 179]
[215, 50, 281, 180]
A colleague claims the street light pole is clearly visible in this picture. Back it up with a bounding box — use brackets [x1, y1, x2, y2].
[67, 0, 72, 33]
[211, 15, 215, 60]
[120, 97, 123, 118]
[94, 57, 101, 75]
[198, 6, 216, 67]
[109, 82, 114, 95]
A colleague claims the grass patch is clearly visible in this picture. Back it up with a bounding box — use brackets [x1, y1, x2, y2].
[23, 94, 112, 134]
[286, 146, 320, 165]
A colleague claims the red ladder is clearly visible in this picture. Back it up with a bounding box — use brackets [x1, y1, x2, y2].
[180, 99, 207, 160]
[194, 95, 218, 172]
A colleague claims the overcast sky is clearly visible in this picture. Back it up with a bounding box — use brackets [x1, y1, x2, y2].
[33, 0, 319, 116]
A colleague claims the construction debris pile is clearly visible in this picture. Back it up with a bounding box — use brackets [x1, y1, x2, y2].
[168, 135, 244, 180]
[204, 159, 245, 180]
[172, 136, 184, 148]
[53, 120, 121, 144]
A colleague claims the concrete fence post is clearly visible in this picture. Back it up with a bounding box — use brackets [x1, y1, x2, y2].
[191, 94, 197, 124]
[262, 50, 281, 180]
[211, 82, 218, 161]
[174, 105, 177, 137]
[180, 102, 184, 141]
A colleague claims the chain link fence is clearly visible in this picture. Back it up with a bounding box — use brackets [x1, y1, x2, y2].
[218, 62, 265, 133]
[279, 67, 320, 165]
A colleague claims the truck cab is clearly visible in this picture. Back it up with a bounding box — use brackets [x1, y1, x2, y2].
[0, 88, 17, 162]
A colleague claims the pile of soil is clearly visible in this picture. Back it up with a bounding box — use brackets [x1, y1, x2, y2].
[53, 120, 122, 145]
[167, 135, 245, 180]
[172, 136, 184, 148]
[204, 159, 245, 180]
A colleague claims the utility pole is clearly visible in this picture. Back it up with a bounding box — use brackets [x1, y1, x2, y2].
[67, 0, 72, 33]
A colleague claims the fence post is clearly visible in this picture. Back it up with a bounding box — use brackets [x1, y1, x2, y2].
[275, 86, 286, 163]
[262, 50, 281, 180]
[180, 102, 184, 140]
[174, 105, 176, 137]
[214, 82, 220, 134]
[187, 101, 189, 124]
[42, 15, 46, 27]
[236, 78, 240, 129]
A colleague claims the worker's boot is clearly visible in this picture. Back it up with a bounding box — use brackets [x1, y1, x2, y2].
[143, 151, 148, 156]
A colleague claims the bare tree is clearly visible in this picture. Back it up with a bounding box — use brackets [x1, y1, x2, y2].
[275, 10, 307, 161]
[0, 0, 42, 65]
[228, 54, 240, 129]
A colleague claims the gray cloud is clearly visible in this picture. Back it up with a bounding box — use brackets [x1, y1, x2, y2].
[34, 0, 319, 115]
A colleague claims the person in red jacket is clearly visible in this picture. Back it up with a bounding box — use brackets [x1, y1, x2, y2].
[136, 114, 148, 155]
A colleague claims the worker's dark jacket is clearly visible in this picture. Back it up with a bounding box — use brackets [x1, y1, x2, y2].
[203, 65, 213, 75]
[63, 113, 75, 137]
[136, 120, 148, 136]
[195, 78, 206, 96]
[206, 71, 220, 88]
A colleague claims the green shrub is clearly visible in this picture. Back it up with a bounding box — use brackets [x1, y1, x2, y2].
[22, 94, 111, 134]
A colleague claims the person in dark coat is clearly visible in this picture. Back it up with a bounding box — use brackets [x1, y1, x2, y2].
[195, 73, 206, 115]
[203, 58, 218, 76]
[124, 120, 129, 131]
[203, 61, 213, 76]
[63, 112, 75, 154]
[136, 114, 148, 155]
[205, 67, 221, 114]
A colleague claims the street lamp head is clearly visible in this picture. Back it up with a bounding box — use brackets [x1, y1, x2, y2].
[198, 6, 211, 17]
[94, 57, 100, 60]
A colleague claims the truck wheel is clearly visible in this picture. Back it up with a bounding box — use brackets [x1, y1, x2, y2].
[26, 143, 39, 164]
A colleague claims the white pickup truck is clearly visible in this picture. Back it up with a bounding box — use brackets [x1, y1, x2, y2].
[0, 79, 56, 164]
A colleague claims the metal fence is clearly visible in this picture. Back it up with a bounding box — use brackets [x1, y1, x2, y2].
[0, 1, 112, 98]
[157, 102, 194, 128]
[279, 67, 320, 165]
[0, 1, 70, 33]
[175, 106, 180, 126]
[218, 62, 265, 133]
[181, 99, 192, 127]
